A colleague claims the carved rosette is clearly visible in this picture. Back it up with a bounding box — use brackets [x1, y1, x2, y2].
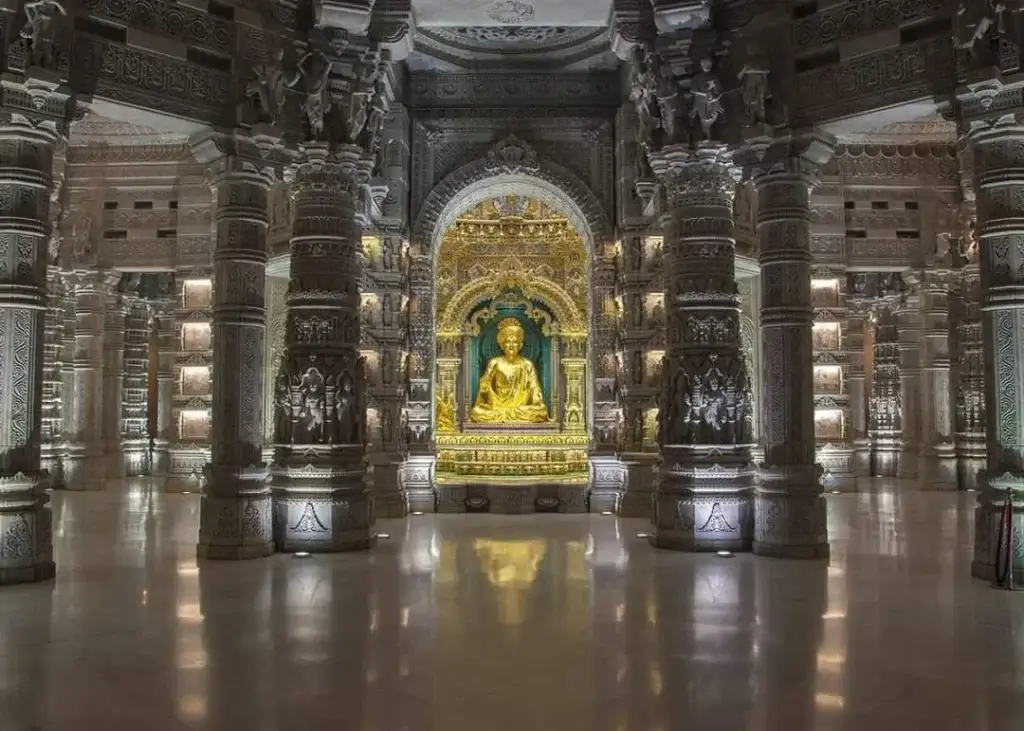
[647, 143, 755, 552]
[271, 142, 377, 553]
[965, 124, 1024, 583]
[192, 131, 287, 560]
[0, 121, 62, 584]
[749, 135, 833, 559]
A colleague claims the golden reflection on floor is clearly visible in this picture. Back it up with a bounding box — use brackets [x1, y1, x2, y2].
[0, 478, 1022, 731]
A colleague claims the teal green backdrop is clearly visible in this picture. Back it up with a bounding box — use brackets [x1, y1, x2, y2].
[468, 303, 553, 414]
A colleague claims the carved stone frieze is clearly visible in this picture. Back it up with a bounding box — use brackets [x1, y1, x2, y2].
[408, 72, 619, 107]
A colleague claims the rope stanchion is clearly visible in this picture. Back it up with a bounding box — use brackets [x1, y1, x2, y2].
[993, 488, 1015, 590]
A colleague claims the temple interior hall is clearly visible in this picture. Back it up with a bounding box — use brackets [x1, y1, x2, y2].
[3, 0, 1024, 729]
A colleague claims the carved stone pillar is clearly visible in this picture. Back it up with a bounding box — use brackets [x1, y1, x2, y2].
[262, 274, 288, 462]
[40, 264, 68, 488]
[918, 270, 957, 489]
[966, 124, 1024, 583]
[120, 293, 151, 476]
[846, 304, 871, 476]
[869, 306, 902, 476]
[362, 229, 407, 518]
[750, 135, 832, 559]
[399, 250, 436, 512]
[896, 280, 922, 480]
[271, 143, 376, 553]
[101, 281, 127, 478]
[649, 144, 754, 552]
[953, 263, 986, 490]
[193, 132, 284, 560]
[63, 270, 119, 491]
[0, 121, 64, 584]
[151, 291, 176, 479]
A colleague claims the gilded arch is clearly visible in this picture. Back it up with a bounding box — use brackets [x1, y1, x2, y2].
[437, 266, 588, 340]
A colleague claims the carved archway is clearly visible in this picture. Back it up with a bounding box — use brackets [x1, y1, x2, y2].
[412, 135, 614, 256]
[437, 265, 588, 339]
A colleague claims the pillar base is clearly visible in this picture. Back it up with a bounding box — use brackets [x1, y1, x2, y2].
[61, 447, 107, 491]
[399, 454, 436, 513]
[851, 439, 872, 476]
[122, 439, 152, 477]
[955, 435, 986, 490]
[589, 455, 628, 514]
[0, 474, 55, 585]
[196, 465, 273, 560]
[615, 454, 655, 517]
[40, 445, 64, 490]
[816, 444, 854, 491]
[919, 443, 958, 490]
[370, 460, 406, 518]
[271, 448, 376, 553]
[753, 467, 829, 560]
[971, 473, 1024, 585]
[166, 446, 209, 492]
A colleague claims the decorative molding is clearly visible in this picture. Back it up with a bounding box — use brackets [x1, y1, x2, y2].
[408, 72, 620, 107]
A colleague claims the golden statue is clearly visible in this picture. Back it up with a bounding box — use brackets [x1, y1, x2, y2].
[469, 317, 549, 424]
[436, 389, 457, 432]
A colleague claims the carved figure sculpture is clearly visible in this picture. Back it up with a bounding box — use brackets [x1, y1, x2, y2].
[737, 46, 771, 126]
[347, 49, 381, 143]
[363, 76, 389, 155]
[690, 57, 724, 141]
[628, 45, 658, 177]
[243, 48, 290, 125]
[469, 317, 549, 424]
[20, 0, 66, 69]
[953, 0, 1007, 63]
[335, 372, 359, 443]
[654, 57, 682, 144]
[288, 49, 333, 140]
[436, 389, 457, 432]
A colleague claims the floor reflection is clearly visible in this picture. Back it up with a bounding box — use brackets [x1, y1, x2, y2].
[0, 478, 1021, 730]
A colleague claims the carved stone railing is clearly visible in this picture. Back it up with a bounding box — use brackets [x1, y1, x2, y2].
[791, 0, 952, 52]
[793, 37, 955, 126]
[72, 37, 233, 126]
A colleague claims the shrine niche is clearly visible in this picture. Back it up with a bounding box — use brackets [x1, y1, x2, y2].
[433, 196, 590, 503]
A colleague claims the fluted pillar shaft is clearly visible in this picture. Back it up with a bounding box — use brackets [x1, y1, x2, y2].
[120, 296, 151, 476]
[193, 132, 283, 560]
[750, 135, 832, 559]
[102, 286, 126, 479]
[271, 143, 376, 553]
[40, 264, 68, 488]
[953, 262, 986, 489]
[63, 270, 118, 491]
[847, 306, 871, 476]
[967, 125, 1024, 583]
[918, 271, 957, 488]
[0, 123, 61, 584]
[896, 289, 922, 479]
[648, 144, 754, 552]
[151, 295, 175, 478]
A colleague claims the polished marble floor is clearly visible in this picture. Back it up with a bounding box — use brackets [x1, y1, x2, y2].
[1, 480, 1022, 730]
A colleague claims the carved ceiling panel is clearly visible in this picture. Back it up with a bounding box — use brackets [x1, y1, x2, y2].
[412, 0, 612, 27]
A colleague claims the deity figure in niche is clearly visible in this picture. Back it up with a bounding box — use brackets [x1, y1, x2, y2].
[469, 317, 549, 424]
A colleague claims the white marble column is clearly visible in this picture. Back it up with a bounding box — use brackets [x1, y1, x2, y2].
[271, 143, 376, 553]
[151, 290, 176, 480]
[953, 261, 986, 490]
[120, 292, 151, 476]
[63, 270, 119, 491]
[648, 144, 755, 552]
[0, 121, 63, 584]
[750, 134, 833, 559]
[966, 124, 1024, 583]
[40, 264, 68, 488]
[193, 131, 284, 560]
[918, 271, 957, 489]
[846, 305, 871, 476]
[896, 280, 922, 480]
[102, 282, 127, 479]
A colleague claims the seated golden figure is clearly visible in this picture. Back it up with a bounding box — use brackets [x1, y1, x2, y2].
[470, 317, 549, 424]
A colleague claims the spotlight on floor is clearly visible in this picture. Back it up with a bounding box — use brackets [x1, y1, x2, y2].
[411, 511, 424, 516]
[830, 490, 841, 495]
[181, 491, 192, 495]
[601, 511, 614, 516]
[636, 531, 650, 539]
[966, 488, 977, 493]
[294, 551, 311, 559]
[377, 532, 391, 540]
[716, 550, 735, 558]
